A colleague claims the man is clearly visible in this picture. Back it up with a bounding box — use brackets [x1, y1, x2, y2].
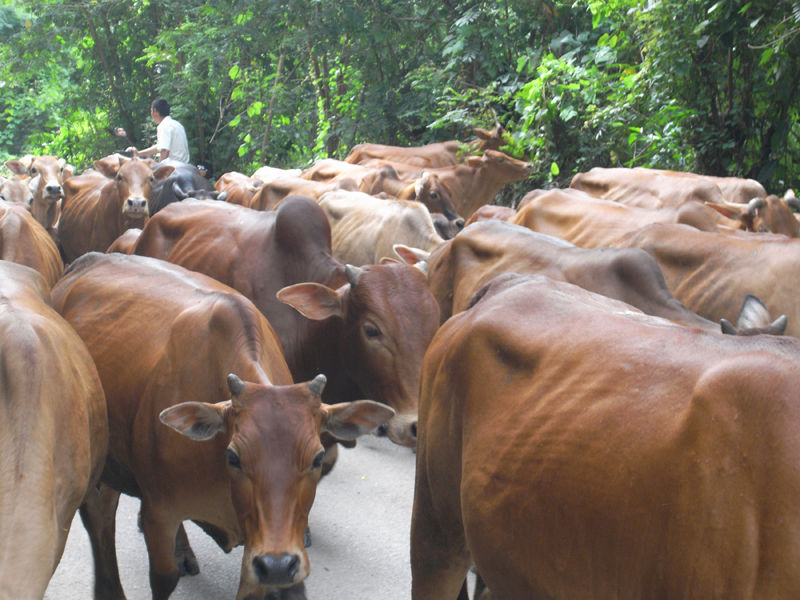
[127, 98, 190, 163]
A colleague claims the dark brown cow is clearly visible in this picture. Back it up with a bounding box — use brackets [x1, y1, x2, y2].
[344, 125, 506, 168]
[512, 187, 729, 248]
[58, 155, 173, 262]
[0, 199, 64, 287]
[0, 260, 108, 598]
[615, 222, 800, 338]
[363, 150, 534, 219]
[419, 219, 778, 333]
[412, 272, 800, 599]
[4, 154, 73, 235]
[130, 196, 440, 448]
[52, 252, 392, 600]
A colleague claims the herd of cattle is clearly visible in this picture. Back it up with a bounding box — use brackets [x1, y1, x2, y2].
[3, 123, 800, 599]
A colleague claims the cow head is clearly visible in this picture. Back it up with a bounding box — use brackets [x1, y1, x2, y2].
[0, 175, 34, 208]
[93, 156, 174, 222]
[4, 155, 72, 230]
[276, 262, 440, 447]
[414, 172, 464, 229]
[720, 294, 788, 336]
[159, 373, 393, 597]
[708, 195, 800, 237]
[467, 149, 534, 185]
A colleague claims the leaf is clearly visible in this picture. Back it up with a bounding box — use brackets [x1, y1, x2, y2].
[550, 161, 560, 176]
[228, 64, 241, 80]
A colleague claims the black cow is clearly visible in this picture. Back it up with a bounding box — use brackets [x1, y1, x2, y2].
[149, 160, 225, 215]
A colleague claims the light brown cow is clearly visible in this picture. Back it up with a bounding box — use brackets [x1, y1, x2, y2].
[251, 165, 302, 183]
[344, 125, 506, 168]
[318, 190, 446, 266]
[215, 171, 264, 207]
[412, 272, 800, 599]
[4, 154, 73, 234]
[569, 167, 798, 235]
[130, 196, 440, 448]
[0, 260, 108, 598]
[58, 155, 173, 262]
[0, 174, 34, 206]
[363, 150, 534, 219]
[512, 187, 729, 248]
[0, 199, 64, 287]
[52, 252, 393, 600]
[615, 222, 800, 338]
[250, 175, 358, 211]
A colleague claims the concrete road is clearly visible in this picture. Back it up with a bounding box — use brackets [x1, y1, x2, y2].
[44, 434, 418, 600]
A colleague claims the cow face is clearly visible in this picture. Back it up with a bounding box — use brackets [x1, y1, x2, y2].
[277, 262, 440, 447]
[415, 172, 463, 227]
[4, 155, 71, 229]
[470, 149, 534, 184]
[160, 374, 392, 597]
[94, 156, 174, 221]
[0, 176, 34, 208]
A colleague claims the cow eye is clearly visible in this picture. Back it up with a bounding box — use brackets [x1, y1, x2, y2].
[430, 191, 439, 199]
[311, 450, 326, 471]
[363, 323, 381, 339]
[225, 448, 241, 469]
[30, 167, 38, 175]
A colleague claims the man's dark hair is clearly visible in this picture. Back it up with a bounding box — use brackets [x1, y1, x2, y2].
[151, 98, 170, 117]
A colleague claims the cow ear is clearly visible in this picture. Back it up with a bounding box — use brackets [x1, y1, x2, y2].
[4, 160, 27, 176]
[153, 165, 175, 181]
[277, 282, 345, 320]
[321, 401, 395, 441]
[159, 401, 230, 441]
[466, 155, 484, 168]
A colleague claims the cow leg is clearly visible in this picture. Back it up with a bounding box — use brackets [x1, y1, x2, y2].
[79, 483, 127, 600]
[410, 470, 471, 599]
[174, 523, 200, 576]
[139, 504, 181, 600]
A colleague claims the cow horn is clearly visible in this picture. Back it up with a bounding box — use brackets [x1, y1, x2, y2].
[308, 374, 327, 397]
[345, 264, 363, 287]
[772, 314, 789, 334]
[227, 373, 245, 396]
[747, 197, 765, 216]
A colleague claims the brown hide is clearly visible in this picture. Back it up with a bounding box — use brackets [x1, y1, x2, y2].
[250, 175, 358, 211]
[59, 156, 173, 262]
[615, 222, 800, 338]
[412, 273, 800, 599]
[318, 190, 445, 266]
[512, 187, 727, 248]
[130, 196, 440, 447]
[0, 261, 107, 598]
[51, 252, 393, 599]
[425, 219, 720, 332]
[0, 200, 64, 287]
[344, 125, 506, 168]
[214, 171, 263, 207]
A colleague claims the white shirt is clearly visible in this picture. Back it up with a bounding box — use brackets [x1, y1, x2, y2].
[156, 115, 190, 163]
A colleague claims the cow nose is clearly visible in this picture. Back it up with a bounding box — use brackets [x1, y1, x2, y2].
[45, 184, 63, 196]
[252, 552, 301, 586]
[125, 197, 148, 212]
[454, 218, 465, 230]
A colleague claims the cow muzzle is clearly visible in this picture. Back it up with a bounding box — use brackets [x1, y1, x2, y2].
[384, 412, 418, 448]
[45, 184, 63, 201]
[124, 196, 149, 217]
[252, 552, 301, 587]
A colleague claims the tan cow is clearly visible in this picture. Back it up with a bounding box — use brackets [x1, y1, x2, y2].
[250, 175, 358, 211]
[4, 154, 73, 235]
[344, 125, 506, 168]
[413, 272, 800, 599]
[0, 260, 108, 598]
[318, 190, 446, 266]
[58, 155, 173, 262]
[53, 252, 393, 600]
[0, 199, 64, 287]
[0, 174, 34, 206]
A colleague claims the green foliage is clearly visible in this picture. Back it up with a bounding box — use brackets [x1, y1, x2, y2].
[2, 0, 800, 197]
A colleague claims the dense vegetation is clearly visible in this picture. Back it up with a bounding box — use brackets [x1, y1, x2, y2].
[2, 0, 799, 198]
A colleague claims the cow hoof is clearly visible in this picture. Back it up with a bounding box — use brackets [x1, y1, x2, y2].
[176, 551, 200, 577]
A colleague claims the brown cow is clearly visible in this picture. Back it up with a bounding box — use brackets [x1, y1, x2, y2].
[250, 175, 358, 211]
[318, 190, 446, 266]
[0, 260, 108, 598]
[412, 272, 800, 599]
[4, 154, 73, 235]
[0, 199, 64, 287]
[344, 125, 506, 168]
[419, 219, 780, 333]
[215, 171, 264, 207]
[130, 196, 440, 448]
[615, 222, 800, 338]
[512, 187, 730, 248]
[58, 155, 174, 262]
[363, 150, 533, 219]
[52, 252, 393, 600]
